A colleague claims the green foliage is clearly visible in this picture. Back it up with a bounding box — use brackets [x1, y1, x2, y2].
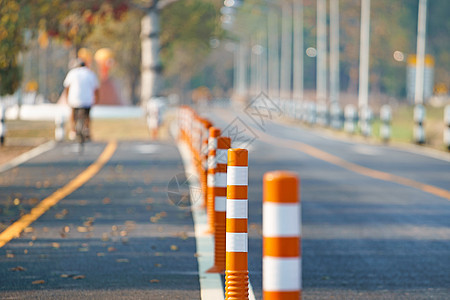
[0, 0, 24, 95]
[160, 0, 222, 87]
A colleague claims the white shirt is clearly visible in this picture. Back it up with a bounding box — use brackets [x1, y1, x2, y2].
[63, 67, 99, 108]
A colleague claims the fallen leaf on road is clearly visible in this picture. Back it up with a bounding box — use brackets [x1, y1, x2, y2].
[52, 242, 60, 249]
[108, 247, 117, 252]
[120, 231, 127, 237]
[150, 279, 159, 283]
[73, 275, 85, 280]
[24, 249, 28, 254]
[10, 266, 26, 271]
[6, 253, 15, 258]
[154, 264, 162, 268]
[97, 252, 105, 257]
[102, 197, 111, 204]
[170, 245, 178, 251]
[77, 226, 88, 233]
[194, 253, 200, 257]
[61, 274, 70, 278]
[102, 233, 109, 241]
[32, 280, 45, 285]
[24, 227, 34, 233]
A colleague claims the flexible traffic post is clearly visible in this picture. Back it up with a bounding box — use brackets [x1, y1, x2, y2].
[444, 105, 450, 151]
[207, 136, 231, 273]
[263, 171, 301, 300]
[380, 105, 392, 142]
[225, 148, 249, 299]
[55, 114, 65, 142]
[206, 127, 221, 232]
[414, 104, 426, 144]
[200, 119, 212, 208]
[344, 104, 356, 134]
[0, 105, 5, 146]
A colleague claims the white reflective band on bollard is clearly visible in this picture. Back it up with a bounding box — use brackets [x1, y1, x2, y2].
[215, 196, 227, 212]
[263, 202, 301, 237]
[227, 166, 248, 186]
[226, 199, 248, 219]
[263, 257, 301, 291]
[215, 173, 227, 188]
[226, 232, 248, 252]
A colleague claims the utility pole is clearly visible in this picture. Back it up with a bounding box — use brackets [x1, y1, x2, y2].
[268, 8, 280, 99]
[414, 0, 427, 105]
[316, 0, 327, 103]
[413, 0, 428, 144]
[293, 0, 304, 101]
[141, 3, 163, 104]
[358, 0, 370, 110]
[329, 0, 340, 105]
[280, 0, 293, 100]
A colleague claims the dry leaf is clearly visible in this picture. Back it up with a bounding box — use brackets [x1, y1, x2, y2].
[61, 274, 70, 278]
[6, 253, 15, 258]
[170, 245, 178, 251]
[154, 263, 162, 268]
[97, 252, 105, 257]
[52, 242, 60, 249]
[10, 266, 26, 272]
[77, 226, 88, 233]
[150, 279, 159, 283]
[108, 247, 117, 252]
[120, 231, 127, 237]
[73, 275, 85, 280]
[102, 197, 111, 204]
[24, 249, 28, 254]
[101, 233, 109, 241]
[32, 280, 45, 285]
[24, 227, 34, 233]
[194, 253, 200, 257]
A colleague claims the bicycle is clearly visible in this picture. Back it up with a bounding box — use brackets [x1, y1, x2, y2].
[73, 108, 90, 150]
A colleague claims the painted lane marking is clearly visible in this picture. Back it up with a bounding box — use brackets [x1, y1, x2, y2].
[0, 140, 55, 174]
[212, 109, 450, 201]
[256, 129, 450, 201]
[0, 141, 117, 248]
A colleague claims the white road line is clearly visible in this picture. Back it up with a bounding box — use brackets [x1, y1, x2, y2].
[0, 140, 56, 174]
[178, 142, 256, 300]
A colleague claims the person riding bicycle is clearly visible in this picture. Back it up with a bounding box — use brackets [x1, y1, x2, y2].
[63, 58, 99, 140]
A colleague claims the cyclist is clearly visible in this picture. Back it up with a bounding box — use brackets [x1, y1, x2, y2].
[63, 58, 99, 140]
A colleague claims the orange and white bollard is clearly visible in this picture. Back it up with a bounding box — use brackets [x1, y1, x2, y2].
[225, 148, 249, 299]
[263, 171, 301, 299]
[206, 127, 221, 232]
[207, 135, 231, 273]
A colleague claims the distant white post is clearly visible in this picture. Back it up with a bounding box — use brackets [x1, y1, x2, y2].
[316, 0, 327, 104]
[358, 0, 371, 134]
[414, 0, 428, 144]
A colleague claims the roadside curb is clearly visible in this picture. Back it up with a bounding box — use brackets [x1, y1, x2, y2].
[0, 140, 56, 174]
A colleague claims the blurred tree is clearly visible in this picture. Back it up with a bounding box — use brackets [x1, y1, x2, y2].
[0, 0, 24, 95]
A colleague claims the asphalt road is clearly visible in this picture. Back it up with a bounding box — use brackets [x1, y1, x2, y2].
[0, 141, 199, 299]
[1, 104, 449, 300]
[201, 104, 450, 300]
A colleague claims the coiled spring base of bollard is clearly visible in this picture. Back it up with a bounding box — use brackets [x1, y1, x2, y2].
[207, 216, 226, 273]
[225, 270, 249, 299]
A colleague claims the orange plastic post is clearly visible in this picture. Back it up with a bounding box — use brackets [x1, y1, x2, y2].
[205, 128, 221, 232]
[207, 136, 231, 273]
[263, 171, 301, 299]
[225, 149, 249, 299]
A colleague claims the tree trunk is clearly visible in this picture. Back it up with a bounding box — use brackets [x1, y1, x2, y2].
[141, 8, 163, 104]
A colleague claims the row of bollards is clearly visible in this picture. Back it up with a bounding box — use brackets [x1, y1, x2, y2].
[178, 106, 302, 299]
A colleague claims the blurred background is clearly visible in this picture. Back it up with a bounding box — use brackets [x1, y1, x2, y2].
[0, 0, 449, 148]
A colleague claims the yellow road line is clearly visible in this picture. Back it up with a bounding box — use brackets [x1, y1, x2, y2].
[0, 141, 118, 248]
[257, 129, 450, 201]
